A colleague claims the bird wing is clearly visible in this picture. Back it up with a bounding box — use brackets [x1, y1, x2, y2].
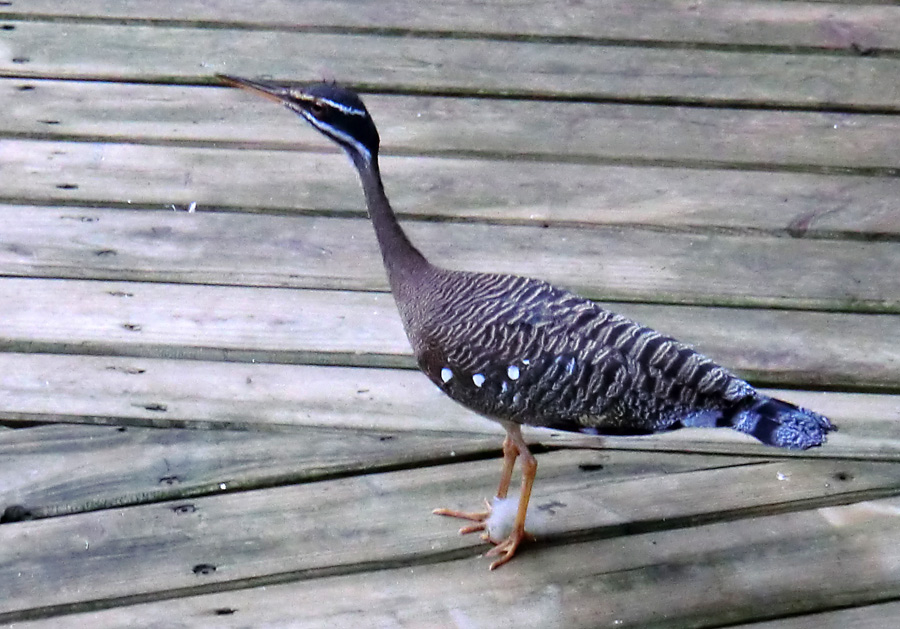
[417, 272, 751, 435]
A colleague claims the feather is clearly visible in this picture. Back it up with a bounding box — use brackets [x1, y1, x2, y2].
[484, 496, 549, 543]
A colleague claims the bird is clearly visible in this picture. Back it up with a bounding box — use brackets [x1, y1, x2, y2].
[218, 74, 834, 569]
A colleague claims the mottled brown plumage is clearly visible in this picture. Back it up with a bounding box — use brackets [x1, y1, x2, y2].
[219, 75, 834, 569]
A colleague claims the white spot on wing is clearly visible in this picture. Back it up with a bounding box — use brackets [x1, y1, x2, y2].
[507, 365, 520, 380]
[472, 373, 485, 387]
[440, 367, 453, 383]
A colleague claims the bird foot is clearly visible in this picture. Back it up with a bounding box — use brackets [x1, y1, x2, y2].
[434, 498, 536, 568]
[432, 498, 492, 536]
[483, 527, 536, 570]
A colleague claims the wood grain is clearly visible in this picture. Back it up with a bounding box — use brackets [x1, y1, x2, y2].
[0, 423, 755, 520]
[5, 80, 900, 170]
[1, 2, 897, 625]
[1, 451, 897, 618]
[0, 423, 497, 519]
[0, 204, 895, 312]
[0, 352, 494, 433]
[5, 0, 900, 51]
[0, 352, 896, 458]
[4, 139, 899, 238]
[8, 498, 900, 628]
[0, 278, 896, 389]
[732, 601, 900, 629]
[1, 23, 899, 109]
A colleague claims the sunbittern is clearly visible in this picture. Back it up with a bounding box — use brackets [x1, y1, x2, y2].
[218, 75, 834, 569]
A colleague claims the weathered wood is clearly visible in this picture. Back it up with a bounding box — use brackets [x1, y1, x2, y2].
[5, 79, 900, 171]
[0, 451, 896, 619]
[0, 353, 896, 458]
[0, 204, 895, 312]
[0, 423, 498, 519]
[0, 423, 752, 520]
[0, 2, 894, 626]
[0, 353, 496, 434]
[733, 601, 900, 629]
[2, 23, 900, 110]
[3, 139, 899, 238]
[5, 0, 900, 51]
[0, 278, 897, 390]
[8, 497, 900, 628]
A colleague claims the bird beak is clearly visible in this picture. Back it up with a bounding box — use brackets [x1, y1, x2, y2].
[217, 74, 294, 106]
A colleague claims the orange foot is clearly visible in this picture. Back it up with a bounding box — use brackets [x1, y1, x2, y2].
[484, 526, 535, 570]
[433, 499, 535, 569]
[432, 499, 492, 537]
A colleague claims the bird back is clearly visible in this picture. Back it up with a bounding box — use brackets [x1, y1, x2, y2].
[404, 269, 756, 436]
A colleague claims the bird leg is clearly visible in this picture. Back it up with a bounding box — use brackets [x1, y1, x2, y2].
[432, 431, 518, 528]
[433, 423, 537, 569]
[483, 424, 537, 569]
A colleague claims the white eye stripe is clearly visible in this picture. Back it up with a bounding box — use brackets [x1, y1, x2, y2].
[299, 110, 372, 163]
[319, 97, 366, 117]
[293, 91, 366, 117]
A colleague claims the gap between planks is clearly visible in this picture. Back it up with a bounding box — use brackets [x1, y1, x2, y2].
[1, 453, 899, 624]
[2, 22, 900, 111]
[0, 353, 897, 459]
[7, 502, 900, 628]
[0, 205, 896, 312]
[0, 423, 502, 520]
[3, 140, 900, 240]
[3, 80, 900, 172]
[4, 0, 900, 53]
[0, 280, 897, 391]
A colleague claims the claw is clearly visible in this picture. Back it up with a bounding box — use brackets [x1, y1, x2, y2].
[433, 423, 538, 570]
[484, 528, 536, 570]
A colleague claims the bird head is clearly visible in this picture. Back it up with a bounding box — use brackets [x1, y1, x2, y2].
[218, 74, 380, 165]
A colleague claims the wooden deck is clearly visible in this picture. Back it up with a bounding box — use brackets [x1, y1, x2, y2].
[1, 1, 899, 626]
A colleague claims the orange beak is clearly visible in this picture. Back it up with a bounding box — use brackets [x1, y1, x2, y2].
[216, 74, 294, 106]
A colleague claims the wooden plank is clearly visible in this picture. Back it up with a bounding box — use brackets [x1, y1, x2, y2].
[0, 423, 751, 520]
[0, 204, 896, 312]
[732, 601, 900, 629]
[0, 353, 497, 434]
[1, 452, 897, 618]
[5, 1, 900, 51]
[0, 353, 896, 459]
[0, 423, 498, 519]
[3, 139, 899, 238]
[0, 278, 897, 390]
[5, 80, 900, 172]
[2, 23, 900, 109]
[8, 496, 900, 628]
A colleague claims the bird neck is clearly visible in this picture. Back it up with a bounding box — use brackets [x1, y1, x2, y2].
[354, 154, 431, 292]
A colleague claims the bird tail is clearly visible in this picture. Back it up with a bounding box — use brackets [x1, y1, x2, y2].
[724, 395, 834, 450]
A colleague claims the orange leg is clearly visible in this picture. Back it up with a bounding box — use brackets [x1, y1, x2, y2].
[483, 423, 537, 569]
[432, 423, 537, 569]
[432, 431, 518, 532]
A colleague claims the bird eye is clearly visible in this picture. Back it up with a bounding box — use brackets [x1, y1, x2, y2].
[310, 101, 327, 117]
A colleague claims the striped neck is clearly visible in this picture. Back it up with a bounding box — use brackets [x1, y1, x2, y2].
[354, 154, 431, 291]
